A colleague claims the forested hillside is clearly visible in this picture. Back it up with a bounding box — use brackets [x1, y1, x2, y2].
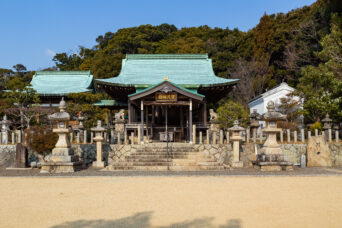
[1, 0, 341, 124]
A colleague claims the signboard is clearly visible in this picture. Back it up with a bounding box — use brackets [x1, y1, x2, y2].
[155, 92, 177, 102]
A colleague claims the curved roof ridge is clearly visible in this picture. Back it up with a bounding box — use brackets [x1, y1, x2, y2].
[126, 54, 208, 60]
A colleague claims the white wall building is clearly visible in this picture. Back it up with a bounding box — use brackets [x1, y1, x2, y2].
[248, 82, 302, 128]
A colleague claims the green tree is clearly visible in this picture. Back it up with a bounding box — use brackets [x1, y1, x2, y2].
[216, 100, 249, 130]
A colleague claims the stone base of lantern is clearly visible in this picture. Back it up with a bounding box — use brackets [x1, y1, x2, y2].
[40, 161, 82, 173]
[40, 148, 82, 173]
[253, 154, 293, 172]
[232, 161, 244, 168]
[92, 160, 105, 168]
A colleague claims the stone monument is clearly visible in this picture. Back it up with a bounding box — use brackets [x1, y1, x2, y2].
[91, 120, 106, 168]
[254, 101, 293, 171]
[15, 143, 28, 168]
[322, 113, 332, 141]
[40, 98, 81, 173]
[250, 109, 260, 143]
[1, 115, 10, 144]
[307, 135, 332, 167]
[228, 120, 245, 168]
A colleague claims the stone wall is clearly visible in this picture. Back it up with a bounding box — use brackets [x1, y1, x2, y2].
[281, 144, 307, 166]
[0, 145, 16, 167]
[329, 144, 342, 166]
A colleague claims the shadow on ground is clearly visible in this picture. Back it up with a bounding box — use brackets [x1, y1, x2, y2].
[50, 211, 242, 228]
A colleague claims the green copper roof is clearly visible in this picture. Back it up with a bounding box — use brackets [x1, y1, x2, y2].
[96, 54, 238, 88]
[128, 81, 204, 98]
[30, 71, 95, 96]
[93, 100, 127, 107]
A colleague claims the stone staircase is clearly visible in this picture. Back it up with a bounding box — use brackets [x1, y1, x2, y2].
[107, 143, 224, 171]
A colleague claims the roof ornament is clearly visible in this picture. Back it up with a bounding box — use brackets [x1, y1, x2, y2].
[163, 76, 170, 81]
[160, 86, 173, 93]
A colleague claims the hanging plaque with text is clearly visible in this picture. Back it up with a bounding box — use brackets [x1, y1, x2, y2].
[155, 92, 177, 102]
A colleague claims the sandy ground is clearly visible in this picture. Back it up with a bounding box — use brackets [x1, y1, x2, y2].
[0, 176, 341, 228]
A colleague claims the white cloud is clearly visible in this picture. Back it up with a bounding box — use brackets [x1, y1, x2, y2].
[45, 49, 56, 57]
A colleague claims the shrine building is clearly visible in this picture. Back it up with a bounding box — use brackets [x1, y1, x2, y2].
[95, 54, 238, 143]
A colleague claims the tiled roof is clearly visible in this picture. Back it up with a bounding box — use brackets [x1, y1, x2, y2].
[96, 54, 238, 89]
[30, 71, 95, 96]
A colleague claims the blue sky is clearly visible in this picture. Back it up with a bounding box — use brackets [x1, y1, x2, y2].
[0, 0, 316, 71]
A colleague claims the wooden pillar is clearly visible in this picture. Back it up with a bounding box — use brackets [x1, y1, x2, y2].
[152, 105, 155, 124]
[128, 100, 131, 124]
[145, 105, 148, 140]
[140, 100, 144, 144]
[180, 107, 183, 127]
[203, 102, 207, 126]
[189, 99, 193, 143]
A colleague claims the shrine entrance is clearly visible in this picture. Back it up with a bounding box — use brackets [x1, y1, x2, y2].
[125, 80, 208, 143]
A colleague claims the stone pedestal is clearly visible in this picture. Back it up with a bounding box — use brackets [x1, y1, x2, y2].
[115, 120, 125, 134]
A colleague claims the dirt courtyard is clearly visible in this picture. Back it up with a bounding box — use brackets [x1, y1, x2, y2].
[0, 175, 341, 228]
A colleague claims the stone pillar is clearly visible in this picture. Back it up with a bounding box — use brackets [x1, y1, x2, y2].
[18, 131, 22, 143]
[308, 131, 311, 140]
[280, 131, 283, 143]
[206, 130, 209, 144]
[212, 131, 216, 144]
[70, 132, 73, 144]
[219, 130, 223, 144]
[315, 129, 318, 137]
[104, 132, 107, 144]
[226, 131, 230, 144]
[110, 129, 115, 144]
[287, 129, 290, 143]
[336, 130, 339, 143]
[192, 124, 196, 144]
[138, 127, 141, 145]
[301, 129, 305, 143]
[0, 133, 2, 144]
[131, 132, 134, 145]
[199, 131, 203, 144]
[117, 132, 121, 145]
[246, 128, 250, 143]
[83, 130, 87, 144]
[259, 132, 263, 143]
[90, 132, 94, 144]
[294, 130, 297, 143]
[328, 129, 332, 142]
[11, 132, 15, 144]
[232, 140, 243, 167]
[76, 132, 80, 144]
[252, 128, 257, 143]
[124, 131, 128, 145]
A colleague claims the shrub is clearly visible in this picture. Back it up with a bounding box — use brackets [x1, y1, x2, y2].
[25, 126, 58, 155]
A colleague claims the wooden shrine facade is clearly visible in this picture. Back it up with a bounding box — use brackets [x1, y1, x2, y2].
[126, 81, 207, 143]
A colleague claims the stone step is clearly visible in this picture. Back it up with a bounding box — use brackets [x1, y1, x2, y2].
[111, 161, 171, 166]
[169, 166, 224, 171]
[131, 151, 201, 155]
[127, 155, 188, 159]
[136, 149, 197, 153]
[107, 165, 224, 171]
[125, 158, 171, 162]
[108, 166, 170, 171]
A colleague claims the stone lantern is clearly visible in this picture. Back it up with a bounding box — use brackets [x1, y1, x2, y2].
[41, 98, 81, 173]
[228, 120, 245, 168]
[255, 100, 292, 171]
[1, 115, 10, 144]
[249, 109, 260, 142]
[75, 112, 85, 143]
[322, 113, 332, 141]
[91, 120, 106, 168]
